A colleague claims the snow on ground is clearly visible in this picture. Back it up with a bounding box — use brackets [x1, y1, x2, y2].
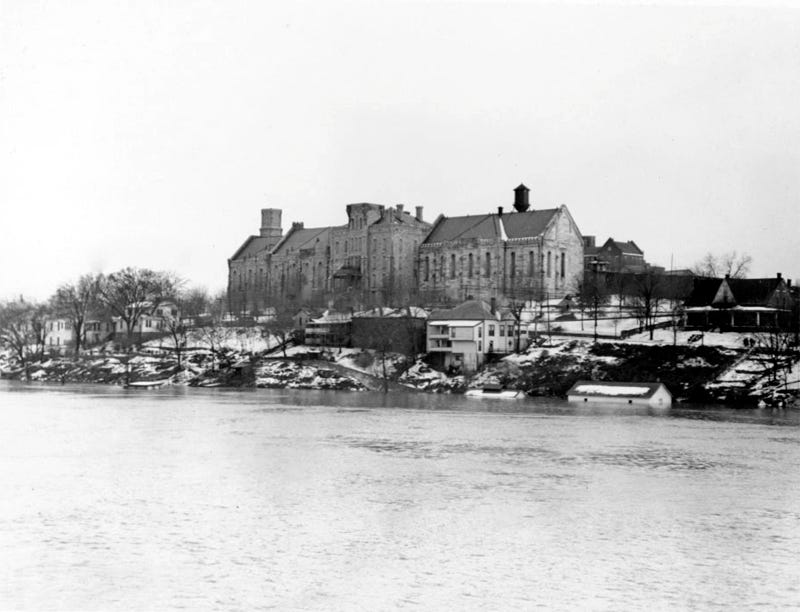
[143, 327, 280, 353]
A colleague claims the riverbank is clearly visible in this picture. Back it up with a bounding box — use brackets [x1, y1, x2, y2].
[2, 336, 798, 407]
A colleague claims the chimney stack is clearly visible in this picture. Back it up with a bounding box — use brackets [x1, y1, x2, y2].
[396, 204, 404, 214]
[291, 221, 304, 230]
[490, 296, 497, 314]
[498, 206, 503, 217]
[513, 184, 530, 212]
[415, 206, 423, 221]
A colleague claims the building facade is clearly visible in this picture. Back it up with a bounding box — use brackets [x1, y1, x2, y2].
[418, 185, 584, 304]
[229, 203, 431, 312]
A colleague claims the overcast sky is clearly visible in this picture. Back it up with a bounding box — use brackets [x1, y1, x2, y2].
[2, 0, 799, 300]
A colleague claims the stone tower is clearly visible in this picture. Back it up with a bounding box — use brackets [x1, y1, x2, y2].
[260, 208, 283, 249]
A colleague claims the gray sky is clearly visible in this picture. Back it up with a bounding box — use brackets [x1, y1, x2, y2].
[2, 0, 799, 300]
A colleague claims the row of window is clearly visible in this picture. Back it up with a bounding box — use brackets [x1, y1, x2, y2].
[423, 251, 568, 282]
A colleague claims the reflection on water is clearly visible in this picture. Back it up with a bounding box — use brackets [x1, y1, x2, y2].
[1, 380, 799, 610]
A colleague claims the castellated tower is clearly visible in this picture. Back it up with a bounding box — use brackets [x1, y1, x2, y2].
[260, 208, 283, 249]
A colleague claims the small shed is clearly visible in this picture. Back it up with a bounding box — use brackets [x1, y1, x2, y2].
[567, 380, 672, 408]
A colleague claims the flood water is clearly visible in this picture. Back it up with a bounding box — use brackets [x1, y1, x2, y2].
[1, 381, 799, 610]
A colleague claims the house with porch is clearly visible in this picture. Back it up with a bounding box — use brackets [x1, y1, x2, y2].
[684, 274, 795, 331]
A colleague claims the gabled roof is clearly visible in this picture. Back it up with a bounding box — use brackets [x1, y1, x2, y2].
[503, 209, 559, 239]
[602, 238, 643, 255]
[726, 277, 785, 307]
[567, 380, 669, 399]
[230, 235, 273, 261]
[684, 278, 724, 307]
[428, 299, 515, 321]
[422, 209, 559, 244]
[272, 226, 332, 255]
[684, 276, 791, 308]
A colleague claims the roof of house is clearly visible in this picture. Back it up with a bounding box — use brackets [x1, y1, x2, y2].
[422, 209, 559, 244]
[685, 276, 789, 308]
[726, 278, 783, 307]
[429, 299, 514, 321]
[230, 236, 273, 261]
[566, 380, 670, 399]
[602, 238, 644, 255]
[684, 278, 724, 307]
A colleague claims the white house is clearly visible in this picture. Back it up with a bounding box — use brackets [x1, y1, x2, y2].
[427, 299, 518, 373]
[113, 300, 180, 337]
[567, 380, 672, 408]
[46, 318, 113, 351]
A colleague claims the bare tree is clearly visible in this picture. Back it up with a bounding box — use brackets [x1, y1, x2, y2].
[262, 301, 298, 358]
[51, 274, 101, 356]
[574, 272, 608, 339]
[0, 300, 48, 379]
[632, 272, 664, 340]
[196, 293, 232, 371]
[98, 268, 181, 344]
[692, 251, 752, 279]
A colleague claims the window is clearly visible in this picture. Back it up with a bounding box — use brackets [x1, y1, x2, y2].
[478, 341, 482, 352]
[485, 252, 491, 276]
[528, 251, 534, 275]
[488, 324, 495, 336]
[424, 257, 430, 282]
[561, 252, 566, 279]
[478, 326, 482, 338]
[547, 251, 552, 277]
[450, 254, 456, 279]
[468, 253, 474, 277]
[510, 252, 516, 276]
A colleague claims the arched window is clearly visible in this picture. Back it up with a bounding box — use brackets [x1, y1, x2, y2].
[547, 252, 552, 278]
[560, 253, 566, 279]
[528, 251, 534, 275]
[485, 252, 491, 276]
[450, 254, 456, 279]
[468, 253, 474, 277]
[510, 252, 516, 276]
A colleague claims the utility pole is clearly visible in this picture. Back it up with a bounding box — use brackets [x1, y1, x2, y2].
[590, 258, 601, 344]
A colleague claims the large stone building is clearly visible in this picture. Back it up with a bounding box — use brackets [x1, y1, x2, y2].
[228, 209, 284, 314]
[228, 203, 431, 312]
[417, 185, 584, 303]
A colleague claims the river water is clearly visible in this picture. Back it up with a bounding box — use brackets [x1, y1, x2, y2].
[1, 381, 799, 610]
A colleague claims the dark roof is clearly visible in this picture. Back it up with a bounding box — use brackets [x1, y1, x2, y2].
[230, 236, 273, 261]
[726, 278, 783, 307]
[429, 299, 495, 321]
[566, 380, 669, 399]
[423, 209, 558, 244]
[272, 226, 332, 255]
[685, 276, 790, 308]
[603, 239, 643, 255]
[684, 278, 723, 307]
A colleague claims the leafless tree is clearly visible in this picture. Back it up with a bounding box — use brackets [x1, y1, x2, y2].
[195, 290, 232, 370]
[261, 301, 298, 358]
[692, 251, 752, 279]
[632, 272, 664, 340]
[0, 300, 48, 379]
[51, 274, 101, 356]
[98, 268, 181, 343]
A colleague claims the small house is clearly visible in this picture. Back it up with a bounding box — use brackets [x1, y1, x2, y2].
[567, 380, 672, 408]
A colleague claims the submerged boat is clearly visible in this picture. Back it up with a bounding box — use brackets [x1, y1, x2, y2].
[465, 383, 525, 399]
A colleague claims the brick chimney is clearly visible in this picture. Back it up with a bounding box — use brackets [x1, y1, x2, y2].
[396, 204, 404, 214]
[260, 208, 283, 249]
[415, 206, 423, 221]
